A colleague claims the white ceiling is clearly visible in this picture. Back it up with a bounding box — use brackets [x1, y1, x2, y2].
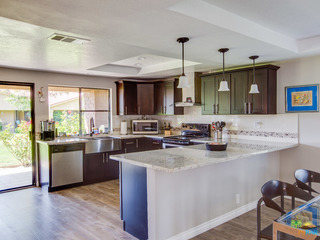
[0, 0, 320, 79]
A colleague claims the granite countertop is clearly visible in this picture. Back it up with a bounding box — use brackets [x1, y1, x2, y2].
[110, 139, 298, 173]
[36, 134, 168, 145]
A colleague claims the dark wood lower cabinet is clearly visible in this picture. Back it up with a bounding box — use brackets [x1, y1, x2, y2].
[144, 137, 162, 151]
[83, 150, 121, 185]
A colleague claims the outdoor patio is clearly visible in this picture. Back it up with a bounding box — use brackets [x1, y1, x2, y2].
[0, 167, 32, 190]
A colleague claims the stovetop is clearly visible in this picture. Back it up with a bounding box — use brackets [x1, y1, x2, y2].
[163, 123, 211, 145]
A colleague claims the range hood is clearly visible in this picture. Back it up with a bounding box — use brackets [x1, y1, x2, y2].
[175, 72, 201, 107]
[175, 101, 201, 107]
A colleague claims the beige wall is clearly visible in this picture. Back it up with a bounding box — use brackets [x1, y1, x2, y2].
[277, 55, 320, 185]
[0, 67, 118, 133]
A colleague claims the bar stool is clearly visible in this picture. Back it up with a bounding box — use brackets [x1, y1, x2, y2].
[257, 180, 313, 240]
[294, 169, 320, 195]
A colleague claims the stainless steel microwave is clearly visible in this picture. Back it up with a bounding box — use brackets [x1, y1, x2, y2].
[132, 120, 158, 135]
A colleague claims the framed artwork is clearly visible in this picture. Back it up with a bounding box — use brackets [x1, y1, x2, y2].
[285, 84, 319, 112]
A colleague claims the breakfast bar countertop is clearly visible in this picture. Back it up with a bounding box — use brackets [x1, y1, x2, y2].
[110, 139, 298, 173]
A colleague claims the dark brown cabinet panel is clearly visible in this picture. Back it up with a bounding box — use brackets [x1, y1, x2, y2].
[154, 82, 175, 115]
[137, 84, 154, 115]
[116, 81, 137, 115]
[122, 138, 145, 153]
[231, 71, 249, 114]
[144, 138, 162, 151]
[83, 151, 121, 185]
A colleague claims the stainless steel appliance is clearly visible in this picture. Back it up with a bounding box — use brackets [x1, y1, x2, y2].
[40, 120, 55, 141]
[51, 144, 83, 188]
[132, 120, 158, 135]
[162, 123, 210, 148]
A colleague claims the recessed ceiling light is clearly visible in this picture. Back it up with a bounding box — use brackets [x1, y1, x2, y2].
[134, 63, 142, 67]
[137, 57, 146, 61]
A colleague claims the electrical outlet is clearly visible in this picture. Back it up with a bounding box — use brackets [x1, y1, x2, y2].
[236, 194, 240, 204]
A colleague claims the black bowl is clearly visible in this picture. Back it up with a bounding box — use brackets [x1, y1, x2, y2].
[205, 142, 228, 151]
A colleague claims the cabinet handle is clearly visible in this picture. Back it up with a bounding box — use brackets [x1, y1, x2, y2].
[212, 104, 215, 114]
[164, 106, 166, 114]
[138, 106, 141, 115]
[152, 141, 160, 145]
[216, 104, 219, 114]
[105, 153, 108, 163]
[102, 153, 105, 163]
[125, 148, 127, 153]
[136, 139, 138, 148]
[125, 106, 128, 115]
[126, 142, 134, 145]
[244, 102, 248, 114]
[248, 102, 253, 114]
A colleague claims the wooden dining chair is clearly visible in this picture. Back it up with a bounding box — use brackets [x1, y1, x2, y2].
[257, 180, 314, 240]
[294, 169, 320, 195]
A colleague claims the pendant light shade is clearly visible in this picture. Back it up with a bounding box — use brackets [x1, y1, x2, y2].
[218, 48, 230, 92]
[177, 37, 190, 88]
[249, 55, 259, 94]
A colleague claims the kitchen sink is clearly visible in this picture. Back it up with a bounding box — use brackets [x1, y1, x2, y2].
[81, 137, 121, 154]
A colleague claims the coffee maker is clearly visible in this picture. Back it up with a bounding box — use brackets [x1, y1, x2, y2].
[40, 120, 55, 141]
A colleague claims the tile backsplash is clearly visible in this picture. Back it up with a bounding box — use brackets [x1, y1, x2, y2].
[112, 106, 298, 143]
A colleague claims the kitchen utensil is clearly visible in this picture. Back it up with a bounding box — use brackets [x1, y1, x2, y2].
[206, 142, 228, 151]
[221, 121, 226, 128]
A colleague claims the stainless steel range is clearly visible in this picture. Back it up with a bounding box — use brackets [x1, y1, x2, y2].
[162, 123, 211, 148]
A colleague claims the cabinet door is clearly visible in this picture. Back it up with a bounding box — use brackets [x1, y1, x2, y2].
[137, 84, 154, 115]
[105, 151, 121, 180]
[83, 153, 105, 184]
[144, 138, 162, 151]
[154, 83, 166, 115]
[215, 74, 231, 115]
[164, 82, 174, 115]
[174, 79, 184, 115]
[248, 69, 269, 114]
[116, 82, 137, 115]
[201, 75, 216, 115]
[122, 138, 145, 153]
[231, 71, 249, 114]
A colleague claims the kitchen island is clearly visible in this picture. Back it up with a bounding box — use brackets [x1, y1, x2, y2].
[110, 139, 298, 240]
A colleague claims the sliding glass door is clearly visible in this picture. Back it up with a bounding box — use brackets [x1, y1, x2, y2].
[0, 82, 35, 191]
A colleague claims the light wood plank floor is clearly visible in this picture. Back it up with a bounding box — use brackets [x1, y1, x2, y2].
[0, 180, 286, 240]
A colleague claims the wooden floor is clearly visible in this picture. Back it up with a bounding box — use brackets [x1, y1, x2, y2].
[0, 180, 284, 240]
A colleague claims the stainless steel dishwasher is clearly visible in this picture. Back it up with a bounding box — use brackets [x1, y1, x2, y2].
[51, 144, 84, 188]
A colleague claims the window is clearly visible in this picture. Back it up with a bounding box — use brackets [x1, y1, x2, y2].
[48, 86, 111, 136]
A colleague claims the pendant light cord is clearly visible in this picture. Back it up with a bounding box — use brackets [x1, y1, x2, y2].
[182, 41, 185, 75]
[223, 52, 225, 81]
[253, 58, 255, 84]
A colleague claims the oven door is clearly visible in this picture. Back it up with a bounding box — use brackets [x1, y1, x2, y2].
[162, 142, 186, 149]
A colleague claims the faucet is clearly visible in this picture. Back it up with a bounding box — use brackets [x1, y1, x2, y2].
[90, 117, 95, 136]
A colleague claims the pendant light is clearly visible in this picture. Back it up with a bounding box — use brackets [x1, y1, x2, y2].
[177, 37, 190, 88]
[218, 48, 230, 92]
[249, 55, 259, 94]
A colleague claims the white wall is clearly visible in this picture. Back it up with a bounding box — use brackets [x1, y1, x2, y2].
[277, 55, 320, 184]
[0, 67, 118, 134]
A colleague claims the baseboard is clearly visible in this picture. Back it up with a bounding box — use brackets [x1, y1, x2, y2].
[167, 200, 258, 240]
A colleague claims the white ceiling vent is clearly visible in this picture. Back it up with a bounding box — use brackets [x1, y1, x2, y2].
[48, 33, 90, 44]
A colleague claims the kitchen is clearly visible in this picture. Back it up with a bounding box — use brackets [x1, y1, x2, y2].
[1, 1, 320, 240]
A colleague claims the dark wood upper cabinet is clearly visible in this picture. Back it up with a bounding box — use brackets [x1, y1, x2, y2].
[201, 65, 279, 115]
[201, 74, 230, 115]
[230, 71, 249, 114]
[116, 81, 137, 115]
[137, 84, 154, 115]
[116, 79, 183, 116]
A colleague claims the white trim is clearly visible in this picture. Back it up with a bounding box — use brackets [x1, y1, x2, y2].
[167, 200, 258, 240]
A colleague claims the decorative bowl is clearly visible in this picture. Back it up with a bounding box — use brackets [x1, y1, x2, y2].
[205, 142, 228, 151]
